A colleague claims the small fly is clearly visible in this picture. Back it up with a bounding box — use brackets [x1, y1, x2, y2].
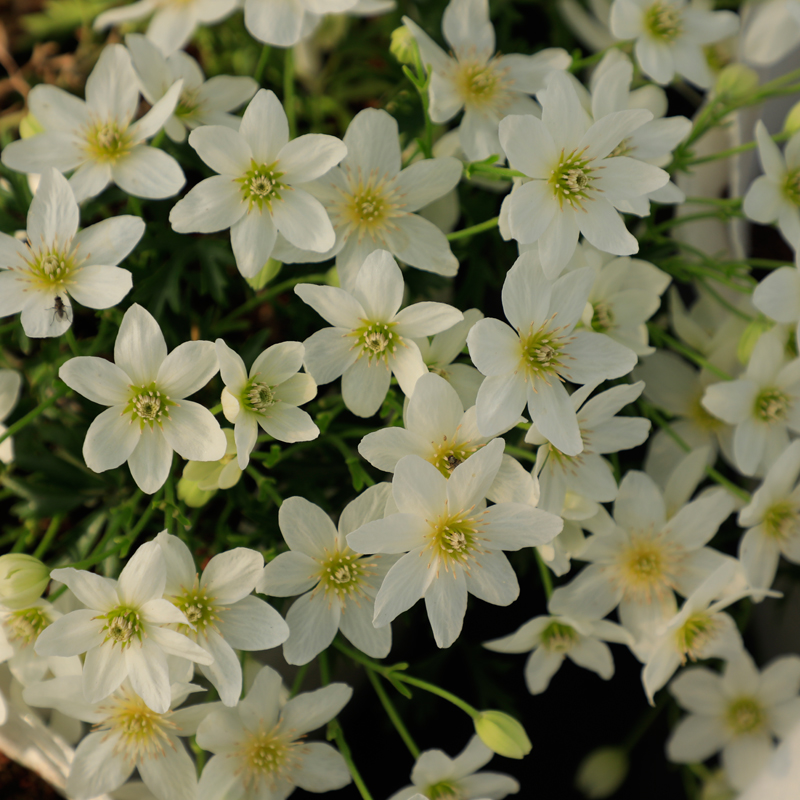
[50, 296, 72, 325]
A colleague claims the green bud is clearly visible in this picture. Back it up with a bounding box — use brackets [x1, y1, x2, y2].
[19, 113, 44, 139]
[177, 477, 216, 508]
[784, 100, 800, 135]
[737, 317, 774, 365]
[575, 747, 629, 799]
[0, 554, 50, 609]
[473, 710, 532, 759]
[715, 64, 758, 101]
[246, 258, 282, 291]
[390, 27, 417, 65]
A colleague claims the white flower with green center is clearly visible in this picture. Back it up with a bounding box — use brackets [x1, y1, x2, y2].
[155, 531, 289, 706]
[743, 122, 800, 251]
[402, 0, 571, 162]
[274, 108, 462, 292]
[58, 303, 226, 494]
[215, 338, 318, 469]
[1, 45, 185, 202]
[736, 440, 800, 598]
[95, 0, 239, 56]
[23, 674, 213, 800]
[497, 71, 669, 278]
[169, 89, 346, 280]
[667, 652, 800, 791]
[702, 331, 800, 477]
[347, 438, 563, 649]
[258, 484, 397, 664]
[388, 735, 519, 800]
[0, 369, 21, 464]
[126, 33, 257, 143]
[0, 168, 142, 338]
[195, 665, 352, 800]
[484, 611, 632, 695]
[33, 541, 213, 713]
[466, 251, 637, 453]
[549, 470, 735, 641]
[609, 0, 739, 87]
[296, 249, 464, 418]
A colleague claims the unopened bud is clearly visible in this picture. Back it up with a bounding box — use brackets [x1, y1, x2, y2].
[0, 555, 50, 609]
[784, 100, 800, 135]
[390, 27, 417, 65]
[473, 710, 532, 759]
[575, 747, 629, 799]
[177, 477, 216, 508]
[737, 317, 774, 365]
[715, 64, 758, 101]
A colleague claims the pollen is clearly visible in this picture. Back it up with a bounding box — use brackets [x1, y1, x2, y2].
[240, 726, 304, 791]
[429, 434, 476, 477]
[351, 320, 400, 365]
[85, 121, 133, 163]
[615, 533, 685, 605]
[334, 169, 403, 244]
[725, 697, 766, 736]
[172, 576, 221, 637]
[549, 148, 597, 210]
[754, 387, 790, 422]
[238, 160, 287, 212]
[518, 316, 569, 382]
[426, 507, 485, 570]
[246, 381, 277, 413]
[100, 606, 143, 649]
[5, 607, 51, 645]
[314, 547, 375, 602]
[644, 0, 683, 41]
[124, 382, 175, 430]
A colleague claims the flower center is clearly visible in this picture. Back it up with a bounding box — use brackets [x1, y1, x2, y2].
[351, 320, 399, 365]
[123, 381, 175, 430]
[172, 578, 220, 637]
[96, 685, 178, 760]
[246, 380, 276, 413]
[19, 245, 79, 293]
[549, 149, 595, 210]
[754, 387, 789, 422]
[335, 170, 403, 243]
[5, 607, 51, 645]
[764, 502, 798, 540]
[241, 727, 303, 790]
[645, 1, 683, 41]
[608, 137, 634, 158]
[784, 169, 800, 205]
[426, 781, 462, 800]
[591, 302, 615, 333]
[675, 611, 718, 663]
[85, 121, 132, 163]
[175, 89, 200, 120]
[453, 56, 513, 113]
[99, 606, 143, 649]
[616, 533, 684, 605]
[540, 620, 579, 653]
[518, 318, 568, 381]
[430, 435, 476, 477]
[725, 697, 766, 736]
[238, 160, 287, 212]
[427, 508, 484, 569]
[315, 547, 374, 600]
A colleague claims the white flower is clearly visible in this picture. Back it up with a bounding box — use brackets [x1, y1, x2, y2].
[59, 303, 226, 494]
[1, 45, 185, 202]
[347, 439, 563, 648]
[702, 331, 800, 477]
[296, 249, 463, 418]
[549, 470, 734, 640]
[484, 611, 631, 695]
[527, 381, 650, 514]
[413, 308, 485, 408]
[126, 33, 258, 143]
[243, 0, 360, 47]
[742, 0, 800, 67]
[743, 122, 800, 251]
[737, 440, 800, 598]
[498, 71, 668, 277]
[95, 0, 239, 56]
[403, 0, 571, 161]
[34, 541, 213, 713]
[155, 531, 289, 705]
[0, 168, 142, 337]
[258, 485, 396, 664]
[0, 369, 22, 463]
[179, 428, 243, 505]
[195, 665, 352, 800]
[667, 652, 800, 791]
[170, 89, 346, 280]
[23, 674, 212, 800]
[609, 0, 739, 87]
[216, 338, 318, 469]
[466, 251, 637, 453]
[388, 735, 519, 800]
[274, 108, 463, 291]
[752, 264, 800, 346]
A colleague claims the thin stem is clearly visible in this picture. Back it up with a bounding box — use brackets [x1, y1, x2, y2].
[331, 723, 374, 800]
[284, 48, 296, 139]
[0, 384, 69, 446]
[254, 44, 271, 84]
[32, 515, 63, 560]
[64, 327, 80, 357]
[622, 693, 668, 752]
[365, 669, 420, 758]
[290, 663, 309, 697]
[220, 273, 327, 325]
[535, 550, 553, 600]
[447, 216, 499, 241]
[646, 325, 732, 381]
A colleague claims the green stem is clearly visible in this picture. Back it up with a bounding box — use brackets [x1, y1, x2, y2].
[403, 39, 435, 159]
[254, 45, 271, 84]
[64, 327, 80, 357]
[0, 384, 69, 446]
[465, 163, 527, 180]
[646, 325, 732, 380]
[33, 515, 63, 560]
[164, 466, 176, 535]
[290, 663, 309, 697]
[447, 216, 499, 241]
[504, 444, 537, 463]
[535, 550, 553, 600]
[220, 273, 328, 326]
[284, 48, 296, 139]
[365, 668, 420, 758]
[622, 693, 668, 752]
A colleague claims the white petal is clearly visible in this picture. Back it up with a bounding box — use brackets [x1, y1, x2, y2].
[59, 356, 131, 406]
[125, 640, 171, 712]
[283, 592, 341, 665]
[230, 209, 278, 279]
[169, 175, 246, 233]
[188, 125, 253, 176]
[27, 168, 79, 249]
[69, 265, 133, 310]
[115, 304, 166, 385]
[239, 89, 289, 163]
[118, 539, 166, 605]
[67, 732, 133, 800]
[112, 146, 185, 199]
[217, 594, 289, 650]
[161, 401, 226, 462]
[342, 357, 392, 417]
[128, 427, 173, 494]
[157, 340, 219, 398]
[202, 548, 264, 604]
[425, 568, 468, 648]
[83, 406, 142, 472]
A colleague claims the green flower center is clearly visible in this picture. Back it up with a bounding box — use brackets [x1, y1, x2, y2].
[754, 387, 789, 422]
[541, 620, 578, 653]
[591, 302, 615, 333]
[784, 168, 800, 206]
[427, 508, 484, 568]
[764, 502, 798, 540]
[172, 580, 220, 636]
[645, 1, 683, 41]
[726, 697, 765, 735]
[100, 606, 143, 648]
[238, 160, 287, 211]
[426, 781, 462, 800]
[124, 382, 175, 430]
[429, 436, 476, 477]
[6, 607, 51, 645]
[315, 548, 373, 599]
[519, 320, 567, 380]
[352, 320, 399, 365]
[175, 89, 200, 120]
[675, 611, 718, 662]
[549, 148, 595, 209]
[245, 380, 276, 413]
[85, 121, 132, 163]
[242, 726, 303, 790]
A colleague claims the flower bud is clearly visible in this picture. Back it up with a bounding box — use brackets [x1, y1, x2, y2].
[390, 27, 416, 65]
[575, 747, 629, 799]
[246, 258, 282, 291]
[473, 710, 532, 759]
[177, 476, 217, 508]
[784, 100, 800, 135]
[0, 554, 50, 609]
[19, 113, 44, 139]
[714, 64, 758, 101]
[737, 317, 774, 365]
